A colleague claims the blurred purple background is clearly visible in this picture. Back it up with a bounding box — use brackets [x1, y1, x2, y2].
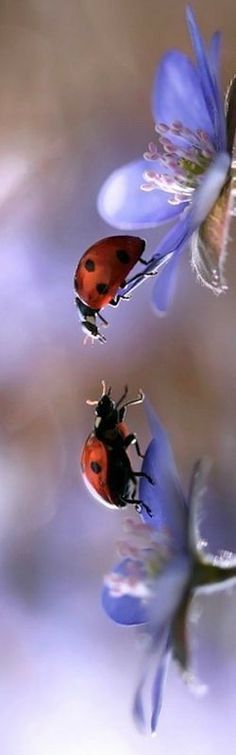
[1, 0, 236, 752]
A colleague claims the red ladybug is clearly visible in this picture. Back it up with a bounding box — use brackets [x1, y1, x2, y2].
[74, 235, 149, 343]
[81, 381, 153, 515]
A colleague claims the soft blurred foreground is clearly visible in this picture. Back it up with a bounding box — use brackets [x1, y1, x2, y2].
[1, 0, 236, 753]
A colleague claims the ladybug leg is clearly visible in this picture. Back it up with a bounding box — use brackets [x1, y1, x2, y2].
[97, 311, 109, 327]
[135, 501, 152, 517]
[109, 293, 132, 306]
[123, 433, 144, 458]
[120, 495, 152, 517]
[116, 406, 126, 423]
[139, 257, 149, 265]
[109, 296, 121, 307]
[116, 385, 128, 408]
[123, 254, 172, 296]
[132, 471, 155, 486]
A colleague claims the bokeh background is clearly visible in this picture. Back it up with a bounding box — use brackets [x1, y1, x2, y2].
[1, 0, 236, 753]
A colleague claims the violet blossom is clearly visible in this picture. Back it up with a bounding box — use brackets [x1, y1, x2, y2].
[98, 7, 236, 313]
[102, 401, 236, 732]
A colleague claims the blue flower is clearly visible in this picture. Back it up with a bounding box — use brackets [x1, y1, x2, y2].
[98, 6, 236, 313]
[102, 401, 236, 733]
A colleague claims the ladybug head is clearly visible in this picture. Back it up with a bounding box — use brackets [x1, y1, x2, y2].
[75, 297, 106, 344]
[81, 318, 106, 344]
[86, 381, 115, 417]
[96, 393, 115, 418]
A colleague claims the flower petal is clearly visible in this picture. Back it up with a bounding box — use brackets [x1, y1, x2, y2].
[208, 31, 221, 83]
[190, 151, 231, 293]
[132, 626, 169, 732]
[186, 6, 226, 149]
[151, 635, 171, 733]
[152, 49, 214, 139]
[149, 554, 191, 630]
[151, 240, 185, 314]
[188, 458, 211, 558]
[191, 179, 232, 293]
[102, 558, 149, 626]
[188, 459, 236, 577]
[189, 151, 230, 228]
[118, 252, 173, 300]
[97, 159, 181, 230]
[140, 401, 188, 551]
[133, 671, 146, 731]
[121, 211, 191, 303]
[208, 32, 226, 150]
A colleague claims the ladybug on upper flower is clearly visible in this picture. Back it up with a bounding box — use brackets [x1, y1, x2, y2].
[98, 6, 236, 313]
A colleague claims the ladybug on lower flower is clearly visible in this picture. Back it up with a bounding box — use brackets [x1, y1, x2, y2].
[81, 381, 154, 515]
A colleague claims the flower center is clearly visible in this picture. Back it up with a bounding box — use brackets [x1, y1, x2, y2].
[141, 121, 214, 206]
[104, 518, 173, 600]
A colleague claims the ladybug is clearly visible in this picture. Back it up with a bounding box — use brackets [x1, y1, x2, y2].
[74, 235, 151, 343]
[81, 381, 154, 515]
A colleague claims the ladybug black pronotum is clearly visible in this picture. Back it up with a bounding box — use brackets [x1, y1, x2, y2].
[81, 381, 154, 515]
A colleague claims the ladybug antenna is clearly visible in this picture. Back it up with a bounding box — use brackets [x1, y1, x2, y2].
[86, 379, 108, 406]
[86, 397, 98, 406]
[122, 389, 145, 409]
[101, 380, 106, 396]
[107, 386, 112, 397]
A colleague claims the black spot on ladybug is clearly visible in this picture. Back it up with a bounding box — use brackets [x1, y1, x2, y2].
[96, 282, 109, 295]
[91, 461, 102, 474]
[116, 249, 131, 264]
[85, 258, 95, 272]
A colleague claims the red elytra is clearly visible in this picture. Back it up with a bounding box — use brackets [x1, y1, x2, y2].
[81, 421, 129, 508]
[74, 235, 146, 310]
[81, 435, 114, 507]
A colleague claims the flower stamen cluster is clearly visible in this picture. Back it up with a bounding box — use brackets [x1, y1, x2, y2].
[104, 518, 172, 600]
[141, 122, 214, 205]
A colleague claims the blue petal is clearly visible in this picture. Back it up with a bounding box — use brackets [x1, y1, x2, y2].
[207, 34, 226, 156]
[152, 49, 214, 139]
[102, 558, 149, 626]
[186, 6, 226, 149]
[103, 553, 191, 632]
[148, 555, 191, 629]
[120, 211, 191, 301]
[117, 252, 173, 299]
[97, 159, 183, 229]
[152, 248, 181, 314]
[133, 666, 148, 731]
[140, 401, 188, 550]
[151, 635, 171, 733]
[189, 151, 230, 228]
[208, 31, 221, 83]
[188, 460, 236, 579]
[133, 627, 170, 732]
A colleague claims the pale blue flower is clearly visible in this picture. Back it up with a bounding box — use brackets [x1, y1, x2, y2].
[102, 401, 236, 732]
[98, 7, 236, 313]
